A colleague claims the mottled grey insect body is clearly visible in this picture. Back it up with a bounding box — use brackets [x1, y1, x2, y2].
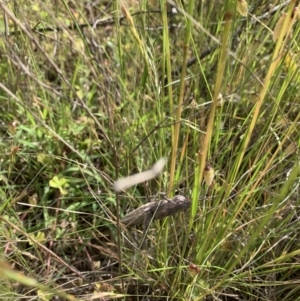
[121, 195, 191, 227]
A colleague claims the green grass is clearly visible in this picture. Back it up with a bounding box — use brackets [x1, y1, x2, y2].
[1, 0, 300, 300]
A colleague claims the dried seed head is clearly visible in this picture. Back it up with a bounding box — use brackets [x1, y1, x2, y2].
[216, 93, 224, 107]
[237, 0, 248, 17]
[273, 10, 298, 42]
[292, 7, 300, 20]
[119, 0, 139, 9]
[188, 263, 201, 276]
[204, 164, 215, 186]
[189, 263, 196, 269]
[273, 13, 287, 41]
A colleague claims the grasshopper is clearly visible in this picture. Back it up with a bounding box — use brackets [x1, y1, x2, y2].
[121, 195, 191, 227]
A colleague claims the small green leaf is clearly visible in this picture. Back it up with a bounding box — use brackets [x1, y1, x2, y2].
[28, 232, 45, 246]
[49, 176, 69, 195]
[49, 176, 60, 188]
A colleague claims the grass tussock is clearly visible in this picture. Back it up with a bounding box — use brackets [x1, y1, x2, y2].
[0, 0, 300, 300]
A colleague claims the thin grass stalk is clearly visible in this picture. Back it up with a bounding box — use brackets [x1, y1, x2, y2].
[0, 259, 79, 301]
[109, 2, 125, 293]
[0, 215, 89, 295]
[168, 0, 196, 290]
[194, 6, 233, 199]
[160, 0, 174, 189]
[212, 157, 300, 293]
[171, 0, 232, 291]
[174, 131, 189, 184]
[120, 3, 157, 85]
[168, 0, 195, 196]
[190, 2, 234, 232]
[230, 110, 300, 225]
[228, 0, 296, 187]
[219, 3, 297, 232]
[205, 4, 299, 293]
[159, 0, 175, 256]
[61, 0, 90, 51]
[190, 3, 236, 282]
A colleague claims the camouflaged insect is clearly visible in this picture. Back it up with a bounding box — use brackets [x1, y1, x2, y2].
[121, 195, 191, 227]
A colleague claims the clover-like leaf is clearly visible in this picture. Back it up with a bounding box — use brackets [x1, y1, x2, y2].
[49, 176, 69, 195]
